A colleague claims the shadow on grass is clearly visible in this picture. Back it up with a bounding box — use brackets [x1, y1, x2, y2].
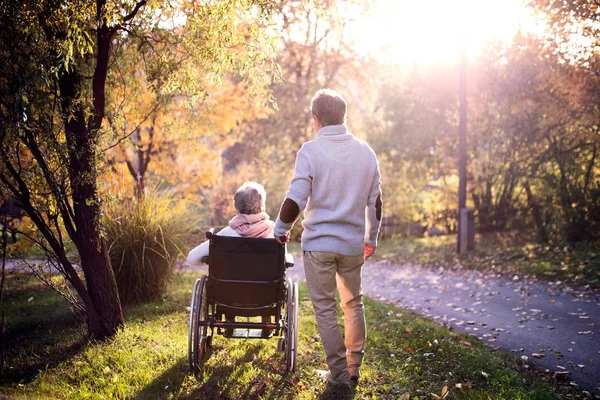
[139, 341, 285, 400]
[197, 343, 265, 399]
[0, 323, 86, 385]
[132, 358, 190, 400]
[1, 277, 88, 386]
[317, 382, 356, 400]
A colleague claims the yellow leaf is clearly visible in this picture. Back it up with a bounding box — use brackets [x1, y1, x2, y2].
[441, 385, 449, 397]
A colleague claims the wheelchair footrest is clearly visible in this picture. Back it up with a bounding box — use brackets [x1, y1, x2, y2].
[226, 328, 273, 339]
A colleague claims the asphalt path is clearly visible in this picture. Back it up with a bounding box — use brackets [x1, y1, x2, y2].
[284, 258, 600, 398]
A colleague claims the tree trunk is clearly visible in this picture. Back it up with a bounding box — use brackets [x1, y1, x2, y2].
[59, 68, 123, 340]
[524, 181, 548, 243]
[77, 232, 123, 339]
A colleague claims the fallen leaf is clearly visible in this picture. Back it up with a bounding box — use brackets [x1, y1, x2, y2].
[532, 353, 545, 359]
[555, 371, 570, 380]
[441, 385, 449, 397]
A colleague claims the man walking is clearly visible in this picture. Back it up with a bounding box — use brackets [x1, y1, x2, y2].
[274, 88, 382, 385]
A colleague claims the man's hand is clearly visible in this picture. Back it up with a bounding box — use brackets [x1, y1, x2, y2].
[275, 232, 290, 244]
[364, 243, 376, 260]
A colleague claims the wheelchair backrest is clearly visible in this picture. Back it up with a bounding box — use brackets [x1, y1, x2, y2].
[207, 235, 286, 308]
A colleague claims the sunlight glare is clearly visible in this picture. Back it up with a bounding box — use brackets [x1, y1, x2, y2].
[351, 0, 539, 66]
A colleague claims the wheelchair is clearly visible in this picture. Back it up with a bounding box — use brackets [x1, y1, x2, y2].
[188, 230, 299, 375]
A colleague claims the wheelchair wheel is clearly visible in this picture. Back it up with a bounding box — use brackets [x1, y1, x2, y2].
[284, 278, 299, 372]
[188, 275, 209, 374]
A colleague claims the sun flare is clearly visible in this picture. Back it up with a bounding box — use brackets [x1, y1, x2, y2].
[351, 0, 540, 66]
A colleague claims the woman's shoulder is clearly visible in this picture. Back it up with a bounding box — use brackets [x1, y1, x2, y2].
[217, 226, 241, 237]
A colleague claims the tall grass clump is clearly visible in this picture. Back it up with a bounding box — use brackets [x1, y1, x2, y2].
[103, 190, 198, 305]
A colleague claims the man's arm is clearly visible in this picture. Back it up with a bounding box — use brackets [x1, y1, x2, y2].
[364, 159, 382, 258]
[274, 148, 312, 241]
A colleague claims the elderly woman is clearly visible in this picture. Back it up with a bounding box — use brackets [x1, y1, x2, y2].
[187, 181, 275, 265]
[187, 181, 275, 337]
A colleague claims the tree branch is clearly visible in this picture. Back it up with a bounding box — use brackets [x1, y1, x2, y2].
[21, 130, 77, 239]
[122, 1, 147, 25]
[103, 101, 162, 151]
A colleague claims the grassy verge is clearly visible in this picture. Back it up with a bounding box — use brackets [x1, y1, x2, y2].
[372, 232, 600, 288]
[1, 272, 587, 399]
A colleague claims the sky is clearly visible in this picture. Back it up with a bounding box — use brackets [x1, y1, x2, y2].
[348, 0, 543, 66]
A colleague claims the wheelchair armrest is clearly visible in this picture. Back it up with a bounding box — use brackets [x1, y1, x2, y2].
[285, 252, 294, 268]
[200, 256, 209, 264]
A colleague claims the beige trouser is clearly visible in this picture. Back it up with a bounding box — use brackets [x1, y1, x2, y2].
[303, 251, 366, 382]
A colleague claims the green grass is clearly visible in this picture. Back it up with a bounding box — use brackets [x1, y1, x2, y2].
[373, 232, 600, 288]
[0, 272, 588, 399]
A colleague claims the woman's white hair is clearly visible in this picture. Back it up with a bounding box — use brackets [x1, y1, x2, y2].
[233, 182, 267, 215]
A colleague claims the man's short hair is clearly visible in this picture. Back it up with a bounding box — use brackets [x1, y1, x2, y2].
[310, 88, 347, 126]
[233, 181, 267, 215]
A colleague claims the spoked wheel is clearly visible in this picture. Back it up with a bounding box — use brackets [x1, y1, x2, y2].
[188, 275, 210, 375]
[284, 278, 299, 372]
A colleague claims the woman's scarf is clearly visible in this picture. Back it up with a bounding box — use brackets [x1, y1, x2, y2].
[228, 212, 274, 238]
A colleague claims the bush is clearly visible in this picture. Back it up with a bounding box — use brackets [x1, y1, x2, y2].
[103, 190, 199, 305]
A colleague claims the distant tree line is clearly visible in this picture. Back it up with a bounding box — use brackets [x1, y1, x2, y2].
[365, 3, 600, 243]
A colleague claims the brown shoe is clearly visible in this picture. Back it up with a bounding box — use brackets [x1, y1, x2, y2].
[348, 365, 360, 382]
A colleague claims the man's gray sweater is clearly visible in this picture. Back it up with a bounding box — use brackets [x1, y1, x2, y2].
[274, 124, 382, 256]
